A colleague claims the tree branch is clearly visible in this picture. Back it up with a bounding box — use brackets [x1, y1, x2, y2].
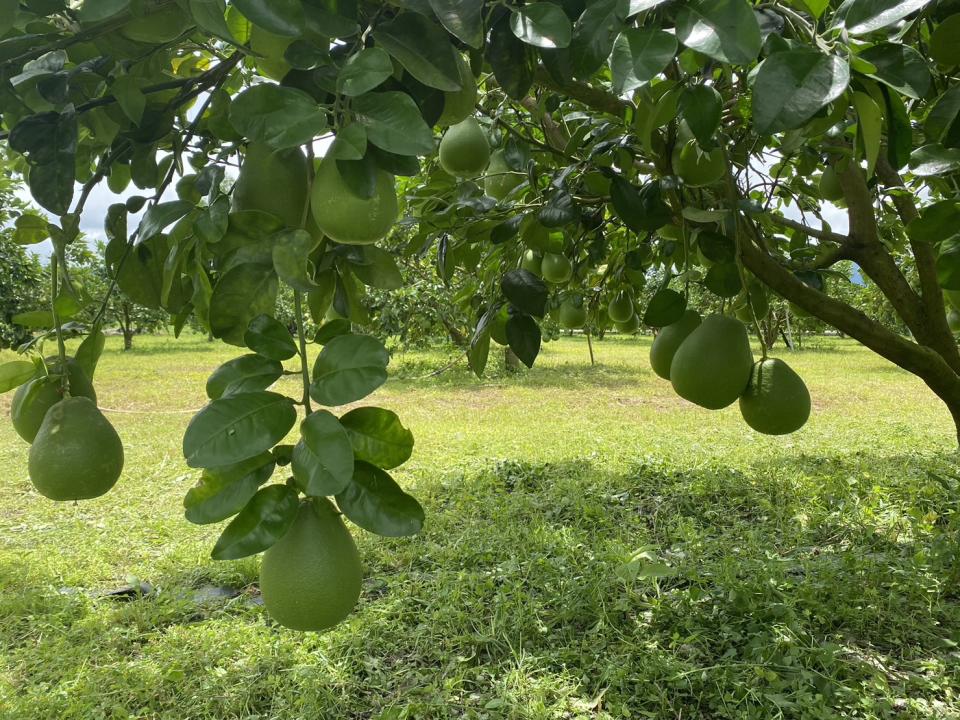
[534, 67, 630, 117]
[763, 211, 849, 245]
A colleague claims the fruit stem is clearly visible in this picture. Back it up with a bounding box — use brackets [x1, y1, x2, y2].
[294, 290, 313, 416]
[49, 254, 70, 396]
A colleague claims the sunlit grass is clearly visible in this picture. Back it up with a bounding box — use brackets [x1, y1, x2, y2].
[0, 333, 957, 719]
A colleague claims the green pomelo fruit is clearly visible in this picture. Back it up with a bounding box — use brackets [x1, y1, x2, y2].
[673, 140, 725, 187]
[232, 143, 309, 228]
[250, 25, 293, 81]
[437, 54, 477, 127]
[670, 314, 754, 409]
[121, 2, 192, 42]
[616, 313, 640, 334]
[819, 167, 844, 201]
[311, 157, 398, 245]
[541, 252, 572, 284]
[28, 397, 123, 501]
[484, 149, 523, 200]
[738, 358, 811, 435]
[607, 291, 634, 324]
[259, 498, 363, 631]
[522, 220, 562, 252]
[489, 305, 509, 345]
[949, 309, 960, 333]
[11, 359, 97, 443]
[558, 299, 587, 329]
[649, 309, 702, 380]
[439, 118, 490, 178]
[521, 249, 543, 276]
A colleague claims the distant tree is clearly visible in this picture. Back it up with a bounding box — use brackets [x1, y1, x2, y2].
[0, 236, 44, 349]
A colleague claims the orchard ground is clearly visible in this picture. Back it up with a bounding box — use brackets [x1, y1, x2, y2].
[1, 334, 958, 719]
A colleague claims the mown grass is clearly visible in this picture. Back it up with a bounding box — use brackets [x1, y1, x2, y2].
[1, 333, 958, 719]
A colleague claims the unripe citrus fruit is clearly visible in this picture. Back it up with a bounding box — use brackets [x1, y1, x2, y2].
[439, 118, 490, 178]
[259, 498, 363, 631]
[232, 143, 309, 228]
[558, 298, 587, 329]
[649, 309, 701, 380]
[437, 54, 477, 127]
[739, 358, 811, 435]
[250, 25, 293, 81]
[607, 291, 634, 324]
[673, 140, 725, 187]
[521, 248, 543, 276]
[670, 314, 754, 409]
[819, 167, 844, 201]
[484, 149, 523, 200]
[489, 305, 509, 345]
[616, 313, 640, 334]
[310, 157, 399, 245]
[11, 359, 97, 443]
[541, 252, 572, 284]
[28, 397, 123, 501]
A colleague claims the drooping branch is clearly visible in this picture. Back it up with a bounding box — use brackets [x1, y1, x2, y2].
[763, 211, 850, 245]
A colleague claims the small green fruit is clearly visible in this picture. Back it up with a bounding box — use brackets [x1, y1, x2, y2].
[439, 118, 490, 178]
[250, 25, 293, 81]
[673, 140, 726, 187]
[616, 313, 640, 334]
[739, 358, 811, 435]
[558, 299, 587, 329]
[11, 359, 97, 443]
[541, 252, 572, 284]
[489, 306, 509, 345]
[259, 498, 363, 631]
[819, 167, 844, 202]
[607, 291, 634, 324]
[232, 143, 309, 229]
[484, 150, 524, 200]
[649, 309, 702, 380]
[310, 157, 398, 245]
[670, 314, 754, 409]
[521, 249, 543, 276]
[28, 397, 123, 501]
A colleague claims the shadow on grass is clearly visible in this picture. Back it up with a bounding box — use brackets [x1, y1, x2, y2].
[2, 450, 958, 718]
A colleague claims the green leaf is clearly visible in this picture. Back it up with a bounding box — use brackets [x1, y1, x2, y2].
[75, 328, 105, 381]
[340, 407, 414, 470]
[229, 85, 327, 150]
[206, 354, 284, 400]
[925, 87, 960, 150]
[210, 263, 279, 346]
[338, 47, 394, 97]
[244, 314, 297, 361]
[78, 0, 129, 22]
[907, 201, 960, 244]
[610, 28, 677, 94]
[643, 288, 687, 326]
[938, 238, 960, 290]
[853, 91, 882, 178]
[488, 13, 537, 100]
[12, 310, 54, 328]
[501, 269, 548, 318]
[680, 85, 722, 147]
[231, 0, 303, 36]
[468, 310, 492, 377]
[336, 461, 424, 537]
[428, 0, 484, 48]
[374, 13, 461, 91]
[675, 0, 761, 65]
[506, 314, 541, 368]
[112, 75, 146, 124]
[910, 145, 960, 177]
[352, 92, 435, 157]
[291, 410, 355, 496]
[350, 246, 404, 290]
[510, 4, 572, 49]
[329, 124, 368, 161]
[184, 453, 275, 524]
[29, 155, 74, 216]
[189, 0, 234, 40]
[138, 201, 193, 242]
[843, 0, 933, 35]
[211, 484, 300, 560]
[628, 0, 671, 13]
[315, 319, 351, 345]
[272, 228, 320, 292]
[183, 391, 297, 468]
[0, 361, 36, 394]
[568, 0, 629, 78]
[310, 334, 389, 406]
[858, 43, 930, 100]
[610, 178, 671, 232]
[704, 262, 743, 298]
[698, 230, 735, 262]
[752, 49, 849, 135]
[14, 213, 49, 245]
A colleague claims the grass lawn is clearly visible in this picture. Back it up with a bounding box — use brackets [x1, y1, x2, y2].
[1, 333, 958, 719]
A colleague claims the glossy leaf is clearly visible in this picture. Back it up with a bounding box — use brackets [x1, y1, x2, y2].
[209, 263, 279, 346]
[675, 0, 762, 65]
[704, 262, 743, 298]
[350, 246, 404, 290]
[244, 314, 297, 361]
[843, 0, 933, 35]
[75, 328, 105, 381]
[231, 0, 303, 36]
[501, 269, 548, 318]
[643, 288, 687, 327]
[272, 228, 320, 292]
[0, 361, 36, 394]
[138, 201, 192, 242]
[910, 145, 960, 176]
[488, 13, 537, 99]
[211, 484, 300, 560]
[14, 213, 49, 245]
[506, 314, 541, 368]
[338, 47, 394, 97]
[183, 391, 297, 468]
[206, 354, 284, 400]
[184, 453, 275, 525]
[291, 410, 355, 496]
[510, 4, 572, 49]
[373, 13, 461, 91]
[336, 461, 424, 537]
[679, 85, 722, 147]
[428, 0, 484, 48]
[310, 334, 389, 406]
[752, 49, 849, 135]
[859, 43, 931, 100]
[352, 92, 435, 157]
[340, 406, 414, 470]
[229, 85, 327, 149]
[610, 28, 677, 94]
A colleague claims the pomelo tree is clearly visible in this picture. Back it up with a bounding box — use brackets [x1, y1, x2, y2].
[1, 0, 959, 628]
